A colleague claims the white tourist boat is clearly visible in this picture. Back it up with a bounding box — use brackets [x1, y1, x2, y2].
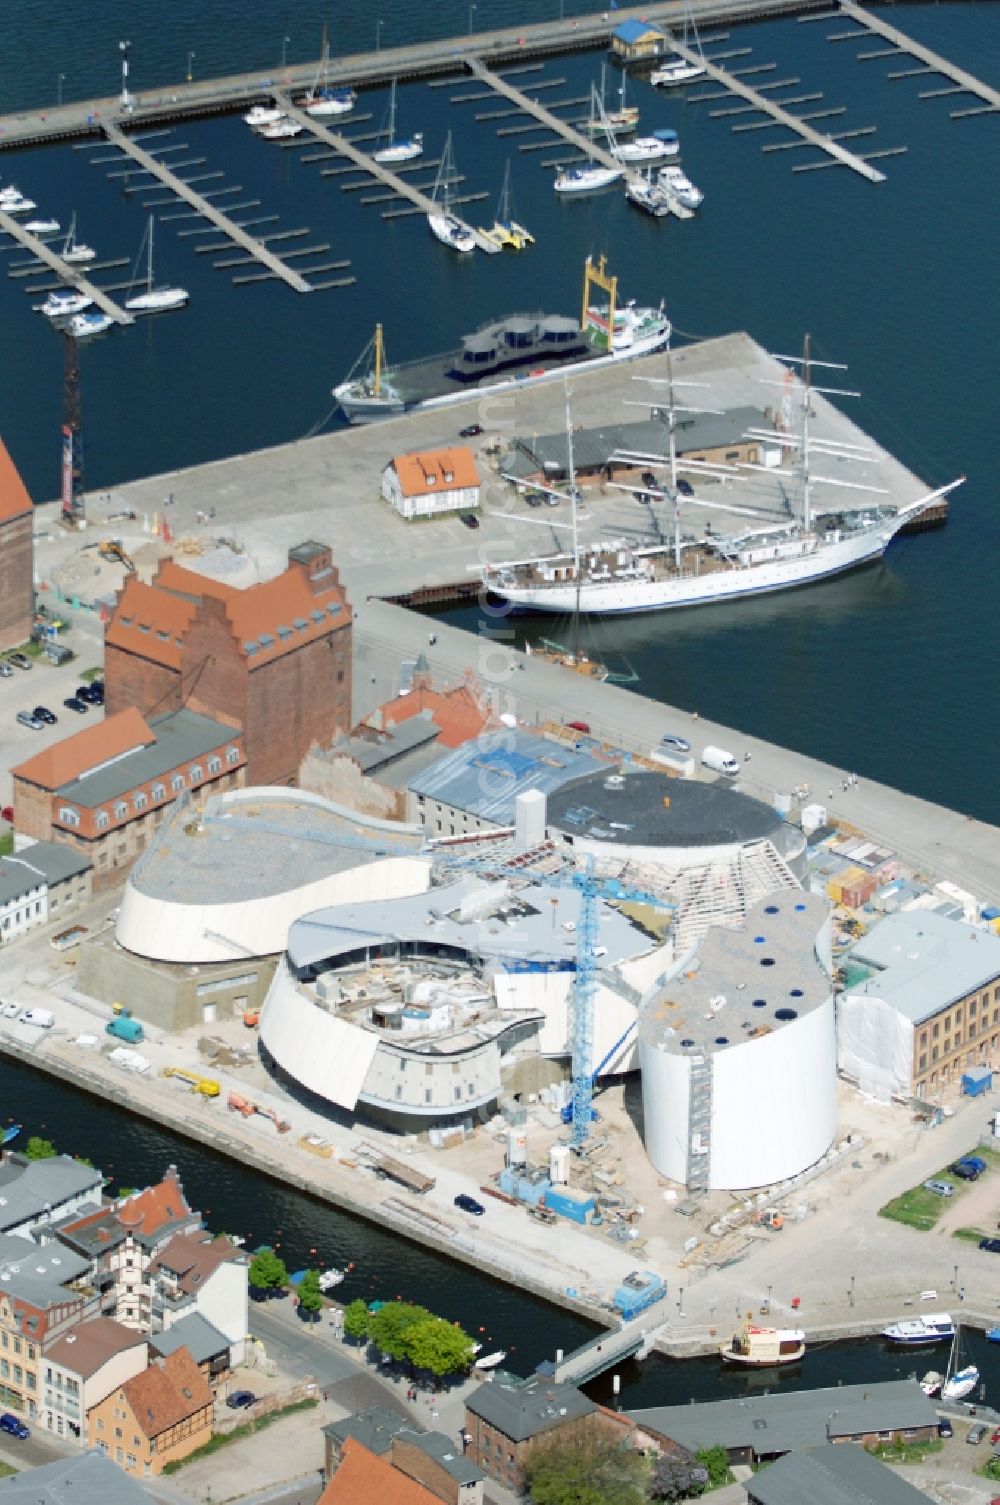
[125, 216, 188, 314]
[39, 289, 94, 318]
[427, 133, 476, 253]
[61, 214, 96, 264]
[720, 1320, 806, 1367]
[259, 117, 303, 139]
[883, 1313, 955, 1346]
[68, 311, 114, 339]
[299, 28, 357, 117]
[658, 163, 703, 209]
[614, 132, 678, 166]
[555, 86, 624, 194]
[372, 78, 423, 164]
[483, 340, 964, 616]
[243, 105, 284, 130]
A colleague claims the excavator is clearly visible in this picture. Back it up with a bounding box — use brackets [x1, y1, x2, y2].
[161, 1066, 220, 1098]
[227, 1090, 290, 1133]
[98, 538, 135, 572]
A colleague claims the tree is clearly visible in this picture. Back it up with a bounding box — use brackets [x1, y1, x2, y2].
[694, 1446, 730, 1490]
[650, 1452, 708, 1501]
[25, 1136, 56, 1160]
[343, 1299, 370, 1342]
[248, 1249, 288, 1293]
[297, 1270, 323, 1321]
[368, 1302, 430, 1361]
[525, 1434, 647, 1505]
[404, 1316, 475, 1378]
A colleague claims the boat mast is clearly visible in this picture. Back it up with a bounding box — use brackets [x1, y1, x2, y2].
[801, 332, 813, 534]
[146, 215, 154, 292]
[666, 338, 682, 570]
[374, 324, 383, 398]
[565, 381, 583, 663]
[387, 79, 396, 147]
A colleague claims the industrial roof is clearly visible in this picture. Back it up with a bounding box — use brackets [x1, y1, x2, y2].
[388, 447, 479, 497]
[0, 437, 32, 523]
[503, 408, 769, 479]
[409, 730, 609, 823]
[0, 1450, 158, 1505]
[130, 788, 427, 907]
[0, 841, 92, 903]
[630, 1380, 936, 1457]
[641, 892, 830, 1057]
[0, 1232, 90, 1311]
[466, 1373, 594, 1442]
[547, 768, 788, 849]
[286, 875, 651, 973]
[743, 1444, 936, 1505]
[846, 909, 1000, 1023]
[46, 1317, 148, 1378]
[0, 1156, 102, 1235]
[149, 1312, 230, 1365]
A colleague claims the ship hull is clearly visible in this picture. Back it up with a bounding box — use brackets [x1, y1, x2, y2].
[719, 1346, 805, 1366]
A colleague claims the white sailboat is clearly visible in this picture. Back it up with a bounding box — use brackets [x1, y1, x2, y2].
[427, 133, 476, 253]
[483, 338, 964, 616]
[125, 216, 188, 314]
[555, 87, 624, 194]
[651, 2, 708, 87]
[940, 1323, 979, 1403]
[299, 28, 357, 117]
[372, 79, 423, 164]
[62, 214, 96, 264]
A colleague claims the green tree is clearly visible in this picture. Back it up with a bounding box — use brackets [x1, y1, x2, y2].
[342, 1299, 370, 1342]
[25, 1136, 56, 1160]
[525, 1435, 647, 1505]
[368, 1302, 430, 1361]
[404, 1316, 475, 1378]
[248, 1249, 288, 1292]
[694, 1445, 730, 1490]
[297, 1270, 323, 1319]
[984, 1456, 1000, 1482]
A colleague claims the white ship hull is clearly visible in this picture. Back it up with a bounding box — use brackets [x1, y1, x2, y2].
[651, 60, 706, 87]
[125, 288, 188, 313]
[554, 166, 623, 194]
[487, 514, 923, 616]
[373, 136, 423, 164]
[428, 213, 476, 253]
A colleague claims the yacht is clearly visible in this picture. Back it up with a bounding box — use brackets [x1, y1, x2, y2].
[427, 134, 476, 253]
[480, 161, 534, 250]
[883, 1313, 955, 1345]
[124, 215, 188, 315]
[658, 163, 703, 209]
[651, 56, 706, 87]
[614, 133, 678, 166]
[258, 117, 304, 140]
[0, 189, 37, 214]
[68, 311, 114, 339]
[626, 175, 673, 218]
[243, 105, 285, 129]
[40, 289, 94, 318]
[555, 163, 623, 194]
[299, 28, 357, 117]
[940, 1324, 979, 1403]
[372, 79, 423, 164]
[61, 215, 96, 264]
[24, 217, 60, 236]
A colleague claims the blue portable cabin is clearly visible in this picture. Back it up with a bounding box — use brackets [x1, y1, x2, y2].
[611, 19, 668, 62]
[961, 1064, 992, 1097]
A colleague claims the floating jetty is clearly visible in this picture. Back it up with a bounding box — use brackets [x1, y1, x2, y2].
[0, 208, 134, 324]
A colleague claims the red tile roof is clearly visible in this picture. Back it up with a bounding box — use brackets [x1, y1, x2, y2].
[121, 1348, 212, 1440]
[0, 438, 32, 523]
[390, 447, 479, 498]
[320, 1440, 440, 1505]
[117, 1170, 192, 1237]
[10, 707, 154, 792]
[378, 682, 492, 749]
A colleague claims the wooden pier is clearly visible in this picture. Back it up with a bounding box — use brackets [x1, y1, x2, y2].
[102, 122, 312, 292]
[464, 57, 633, 178]
[665, 32, 886, 181]
[0, 210, 134, 324]
[273, 94, 501, 254]
[837, 0, 1000, 111]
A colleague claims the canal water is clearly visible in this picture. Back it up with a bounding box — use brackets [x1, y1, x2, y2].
[3, 1055, 999, 1408]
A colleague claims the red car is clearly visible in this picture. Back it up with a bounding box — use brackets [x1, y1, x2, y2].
[565, 721, 590, 735]
[992, 1427, 1000, 1445]
[0, 806, 12, 825]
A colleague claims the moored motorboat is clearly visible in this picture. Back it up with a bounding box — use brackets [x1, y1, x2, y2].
[555, 163, 623, 194]
[0, 190, 38, 214]
[919, 1370, 943, 1397]
[258, 117, 304, 139]
[614, 134, 677, 166]
[40, 289, 94, 318]
[69, 311, 114, 338]
[651, 56, 706, 87]
[988, 1326, 1000, 1344]
[883, 1313, 955, 1346]
[243, 105, 284, 129]
[720, 1320, 805, 1366]
[24, 217, 60, 236]
[626, 175, 673, 218]
[658, 163, 703, 209]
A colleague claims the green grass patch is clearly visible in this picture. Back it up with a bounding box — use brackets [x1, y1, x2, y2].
[79, 666, 103, 682]
[161, 1398, 317, 1473]
[0, 834, 13, 857]
[867, 1438, 942, 1466]
[879, 1184, 951, 1231]
[953, 1225, 989, 1243]
[0, 1463, 18, 1479]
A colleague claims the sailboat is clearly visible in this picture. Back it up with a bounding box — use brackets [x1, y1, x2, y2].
[940, 1323, 979, 1403]
[554, 87, 624, 194]
[587, 65, 639, 136]
[298, 28, 356, 116]
[333, 324, 405, 422]
[427, 134, 476, 253]
[372, 79, 423, 164]
[651, 2, 708, 87]
[483, 337, 964, 616]
[480, 161, 534, 251]
[61, 214, 96, 264]
[125, 216, 188, 314]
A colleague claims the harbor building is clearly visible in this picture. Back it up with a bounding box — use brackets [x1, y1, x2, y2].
[610, 19, 668, 62]
[104, 542, 352, 788]
[639, 893, 836, 1192]
[0, 840, 92, 940]
[381, 448, 480, 520]
[76, 789, 430, 1028]
[743, 1444, 937, 1505]
[0, 437, 34, 652]
[10, 708, 246, 885]
[837, 909, 1000, 1100]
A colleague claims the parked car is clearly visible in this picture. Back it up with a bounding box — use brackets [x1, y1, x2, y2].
[226, 1390, 257, 1410]
[454, 1193, 485, 1217]
[0, 1414, 29, 1440]
[922, 1180, 954, 1198]
[565, 721, 591, 735]
[954, 1155, 987, 1177]
[641, 471, 659, 489]
[951, 1161, 981, 1181]
[6, 653, 31, 671]
[32, 706, 57, 725]
[991, 1427, 1000, 1445]
[978, 1237, 1000, 1254]
[459, 513, 480, 530]
[524, 491, 544, 508]
[1, 807, 14, 824]
[15, 711, 44, 731]
[967, 1423, 988, 1445]
[459, 423, 484, 438]
[63, 697, 88, 713]
[0, 663, 12, 678]
[660, 733, 691, 752]
[0, 1002, 20, 1020]
[937, 1418, 953, 1438]
[676, 478, 695, 497]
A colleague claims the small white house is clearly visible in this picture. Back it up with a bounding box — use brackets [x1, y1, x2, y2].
[381, 447, 480, 519]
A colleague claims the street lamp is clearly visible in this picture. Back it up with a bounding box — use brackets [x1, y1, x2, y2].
[953, 1263, 959, 1293]
[765, 1284, 772, 1312]
[376, 19, 384, 52]
[187, 51, 195, 83]
[849, 1274, 856, 1308]
[281, 35, 290, 69]
[57, 73, 65, 107]
[118, 40, 132, 111]
[677, 1287, 684, 1319]
[469, 3, 477, 35]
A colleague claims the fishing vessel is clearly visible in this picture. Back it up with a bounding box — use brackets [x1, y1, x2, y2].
[940, 1324, 979, 1403]
[61, 214, 96, 264]
[372, 79, 423, 164]
[125, 216, 188, 314]
[298, 29, 356, 116]
[555, 87, 624, 194]
[480, 161, 534, 250]
[720, 1319, 806, 1367]
[483, 339, 964, 616]
[883, 1313, 955, 1346]
[39, 289, 94, 318]
[243, 105, 284, 129]
[658, 163, 703, 209]
[334, 255, 669, 423]
[427, 133, 476, 253]
[68, 311, 113, 339]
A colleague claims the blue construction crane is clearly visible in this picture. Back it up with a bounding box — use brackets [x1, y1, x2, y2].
[431, 846, 673, 1147]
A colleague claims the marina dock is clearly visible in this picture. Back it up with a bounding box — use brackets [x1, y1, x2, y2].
[0, 209, 135, 324]
[464, 57, 632, 177]
[102, 122, 312, 291]
[838, 0, 1000, 114]
[272, 94, 501, 253]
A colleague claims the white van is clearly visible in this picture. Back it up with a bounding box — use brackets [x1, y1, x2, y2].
[701, 745, 740, 777]
[18, 1008, 55, 1029]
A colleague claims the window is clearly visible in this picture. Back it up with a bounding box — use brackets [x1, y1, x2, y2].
[96, 810, 110, 829]
[114, 802, 128, 820]
[58, 807, 80, 828]
[171, 774, 185, 793]
[126, 1455, 136, 1469]
[189, 765, 203, 783]
[133, 792, 147, 812]
[152, 783, 166, 801]
[454, 1087, 462, 1102]
[12, 1339, 20, 1357]
[96, 1418, 104, 1432]
[226, 747, 240, 766]
[425, 1090, 432, 1104]
[207, 756, 221, 775]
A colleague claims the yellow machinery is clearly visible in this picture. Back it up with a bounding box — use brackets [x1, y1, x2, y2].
[98, 538, 135, 572]
[161, 1066, 220, 1098]
[581, 254, 617, 351]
